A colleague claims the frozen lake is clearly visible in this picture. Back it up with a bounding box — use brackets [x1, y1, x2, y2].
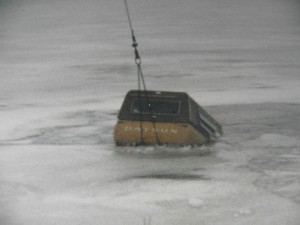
[1, 0, 300, 224]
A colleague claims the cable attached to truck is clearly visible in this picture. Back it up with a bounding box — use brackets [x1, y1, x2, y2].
[123, 0, 160, 145]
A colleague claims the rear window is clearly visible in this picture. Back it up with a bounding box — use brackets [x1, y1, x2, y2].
[131, 98, 180, 115]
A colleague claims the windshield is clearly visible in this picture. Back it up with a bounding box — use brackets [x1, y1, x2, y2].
[131, 98, 180, 115]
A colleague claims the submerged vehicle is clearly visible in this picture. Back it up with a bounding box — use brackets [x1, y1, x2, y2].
[114, 1, 222, 146]
[114, 90, 223, 146]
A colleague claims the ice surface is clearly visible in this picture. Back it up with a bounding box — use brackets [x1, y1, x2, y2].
[1, 0, 300, 224]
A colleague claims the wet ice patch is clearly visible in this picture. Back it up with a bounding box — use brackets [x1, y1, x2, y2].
[243, 133, 300, 148]
[188, 198, 205, 208]
[114, 145, 212, 157]
[3, 109, 116, 145]
[134, 173, 208, 181]
[234, 208, 253, 217]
